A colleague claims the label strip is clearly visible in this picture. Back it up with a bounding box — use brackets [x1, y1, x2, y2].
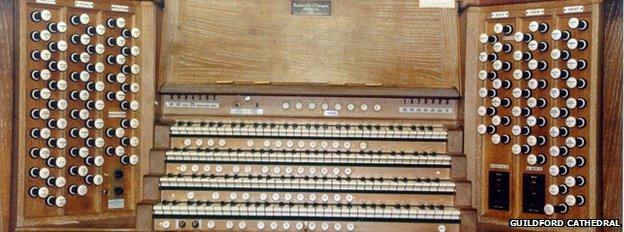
[112, 4, 130, 12]
[564, 5, 584, 14]
[491, 11, 509, 19]
[526, 8, 545, 17]
[74, 0, 94, 9]
[35, 0, 56, 5]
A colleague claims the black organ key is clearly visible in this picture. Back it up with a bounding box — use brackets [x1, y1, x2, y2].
[577, 19, 589, 31]
[560, 50, 571, 61]
[500, 134, 511, 144]
[500, 80, 511, 90]
[535, 154, 546, 165]
[558, 127, 569, 137]
[121, 65, 131, 74]
[576, 137, 586, 148]
[487, 71, 498, 80]
[521, 107, 531, 117]
[521, 126, 531, 136]
[521, 89, 531, 99]
[30, 11, 43, 22]
[86, 45, 96, 54]
[106, 18, 116, 28]
[500, 116, 511, 125]
[85, 63, 96, 73]
[30, 50, 43, 60]
[107, 55, 116, 64]
[86, 26, 96, 36]
[488, 35, 498, 44]
[537, 97, 548, 108]
[502, 43, 512, 53]
[487, 89, 497, 98]
[122, 29, 132, 38]
[500, 98, 511, 108]
[576, 176, 586, 187]
[537, 79, 548, 89]
[537, 41, 548, 52]
[47, 42, 58, 52]
[121, 119, 132, 128]
[70, 53, 80, 63]
[121, 83, 132, 92]
[121, 47, 131, 56]
[47, 22, 58, 33]
[536, 117, 547, 127]
[577, 59, 588, 70]
[520, 51, 532, 62]
[486, 107, 496, 116]
[560, 69, 570, 79]
[523, 33, 533, 43]
[559, 108, 570, 118]
[561, 30, 572, 41]
[578, 39, 588, 51]
[107, 37, 116, 47]
[502, 24, 513, 35]
[487, 53, 498, 62]
[71, 34, 80, 44]
[85, 119, 95, 129]
[69, 128, 80, 138]
[538, 22, 549, 33]
[560, 88, 570, 99]
[70, 15, 81, 25]
[31, 31, 41, 41]
[537, 60, 548, 71]
[501, 61, 512, 71]
[522, 70, 532, 80]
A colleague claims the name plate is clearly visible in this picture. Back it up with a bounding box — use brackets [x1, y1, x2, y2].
[564, 5, 584, 14]
[112, 4, 130, 12]
[108, 111, 127, 118]
[74, 0, 94, 8]
[491, 11, 509, 19]
[36, 0, 56, 5]
[230, 108, 264, 115]
[292, 0, 331, 16]
[526, 8, 545, 16]
[489, 164, 510, 169]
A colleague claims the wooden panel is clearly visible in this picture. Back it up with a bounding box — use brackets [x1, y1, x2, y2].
[0, 0, 14, 231]
[601, 0, 623, 231]
[464, 0, 606, 231]
[160, 0, 461, 89]
[12, 0, 156, 230]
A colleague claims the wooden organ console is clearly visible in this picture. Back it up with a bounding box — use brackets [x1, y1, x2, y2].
[0, 0, 621, 231]
[146, 86, 471, 231]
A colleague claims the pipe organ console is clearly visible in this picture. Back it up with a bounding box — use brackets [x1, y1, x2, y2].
[148, 88, 471, 231]
[1, 0, 621, 231]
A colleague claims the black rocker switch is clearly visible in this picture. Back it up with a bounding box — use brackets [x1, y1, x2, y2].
[522, 174, 545, 213]
[488, 171, 510, 211]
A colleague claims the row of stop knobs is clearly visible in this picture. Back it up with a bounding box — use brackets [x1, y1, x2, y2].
[480, 18, 592, 216]
[26, 9, 141, 207]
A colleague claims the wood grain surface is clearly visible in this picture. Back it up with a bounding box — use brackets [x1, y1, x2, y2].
[601, 0, 623, 231]
[463, 0, 613, 231]
[0, 0, 14, 231]
[160, 0, 461, 89]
